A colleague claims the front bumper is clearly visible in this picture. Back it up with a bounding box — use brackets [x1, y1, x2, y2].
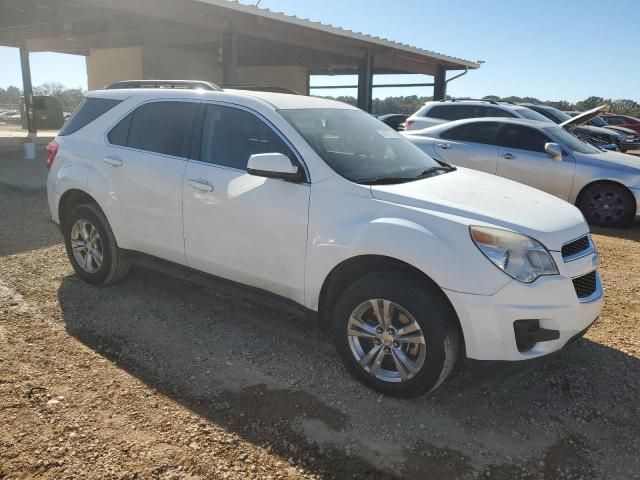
[632, 188, 640, 218]
[444, 250, 602, 361]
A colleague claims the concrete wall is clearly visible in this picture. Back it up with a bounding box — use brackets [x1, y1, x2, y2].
[86, 47, 143, 90]
[236, 65, 308, 93]
[141, 46, 222, 85]
[86, 46, 308, 94]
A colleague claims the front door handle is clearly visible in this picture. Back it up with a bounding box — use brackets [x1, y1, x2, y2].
[103, 156, 123, 167]
[187, 178, 214, 192]
[502, 153, 515, 160]
[437, 143, 451, 150]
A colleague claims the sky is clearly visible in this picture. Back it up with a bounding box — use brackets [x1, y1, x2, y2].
[1, 0, 639, 102]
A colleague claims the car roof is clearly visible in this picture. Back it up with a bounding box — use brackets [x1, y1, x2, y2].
[87, 87, 357, 111]
[423, 100, 528, 109]
[407, 116, 554, 133]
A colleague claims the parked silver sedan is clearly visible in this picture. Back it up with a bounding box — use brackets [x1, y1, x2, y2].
[404, 118, 640, 227]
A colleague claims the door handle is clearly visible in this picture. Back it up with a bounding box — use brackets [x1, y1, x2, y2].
[187, 178, 214, 192]
[502, 153, 515, 160]
[437, 143, 451, 150]
[103, 156, 123, 167]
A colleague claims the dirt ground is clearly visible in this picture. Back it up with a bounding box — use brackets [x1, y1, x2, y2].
[0, 181, 639, 480]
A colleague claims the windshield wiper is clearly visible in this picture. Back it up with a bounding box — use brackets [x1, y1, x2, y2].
[418, 165, 457, 177]
[358, 165, 457, 185]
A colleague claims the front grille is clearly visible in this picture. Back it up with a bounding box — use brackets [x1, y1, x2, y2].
[562, 235, 591, 260]
[573, 271, 597, 299]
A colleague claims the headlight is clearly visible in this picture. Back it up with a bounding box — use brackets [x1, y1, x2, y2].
[470, 226, 558, 283]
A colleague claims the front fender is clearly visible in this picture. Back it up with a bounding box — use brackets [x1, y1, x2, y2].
[304, 206, 512, 310]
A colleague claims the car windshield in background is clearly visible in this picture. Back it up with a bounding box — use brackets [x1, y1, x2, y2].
[590, 116, 608, 127]
[515, 108, 553, 123]
[544, 106, 573, 123]
[544, 126, 602, 154]
[280, 108, 445, 184]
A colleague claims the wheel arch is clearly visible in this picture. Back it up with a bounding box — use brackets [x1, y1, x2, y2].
[58, 189, 101, 228]
[317, 254, 465, 351]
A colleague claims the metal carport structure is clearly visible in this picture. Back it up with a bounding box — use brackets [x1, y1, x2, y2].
[0, 0, 481, 133]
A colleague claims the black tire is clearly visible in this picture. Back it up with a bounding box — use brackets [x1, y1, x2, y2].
[62, 203, 130, 285]
[331, 271, 460, 398]
[577, 182, 636, 228]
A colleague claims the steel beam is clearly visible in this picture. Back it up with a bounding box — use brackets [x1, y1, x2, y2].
[357, 52, 374, 112]
[433, 64, 447, 100]
[19, 46, 35, 134]
[222, 24, 238, 86]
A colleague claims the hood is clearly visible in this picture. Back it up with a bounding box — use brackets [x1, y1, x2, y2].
[577, 149, 640, 171]
[560, 105, 610, 128]
[573, 124, 623, 138]
[602, 125, 637, 135]
[370, 168, 587, 251]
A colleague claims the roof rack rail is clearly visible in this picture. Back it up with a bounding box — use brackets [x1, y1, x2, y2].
[105, 80, 222, 91]
[224, 85, 301, 95]
[439, 98, 500, 105]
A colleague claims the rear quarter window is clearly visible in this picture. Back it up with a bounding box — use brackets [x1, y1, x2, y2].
[59, 98, 122, 136]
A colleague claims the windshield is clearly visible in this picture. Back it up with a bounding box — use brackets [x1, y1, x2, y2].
[280, 108, 445, 184]
[543, 106, 572, 123]
[589, 116, 608, 127]
[515, 108, 554, 123]
[544, 126, 602, 154]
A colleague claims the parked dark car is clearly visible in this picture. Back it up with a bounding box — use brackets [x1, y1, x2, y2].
[377, 113, 408, 131]
[601, 113, 640, 135]
[522, 104, 640, 152]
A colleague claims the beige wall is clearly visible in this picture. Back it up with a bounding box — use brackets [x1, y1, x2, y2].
[86, 47, 143, 90]
[236, 65, 308, 93]
[141, 46, 222, 85]
[86, 46, 308, 94]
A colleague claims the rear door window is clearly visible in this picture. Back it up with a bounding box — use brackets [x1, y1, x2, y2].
[499, 124, 551, 153]
[59, 97, 122, 136]
[440, 122, 500, 145]
[114, 101, 199, 157]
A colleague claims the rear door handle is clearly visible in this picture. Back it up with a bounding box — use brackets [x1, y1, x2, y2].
[103, 156, 123, 167]
[437, 143, 451, 150]
[502, 153, 515, 160]
[187, 178, 214, 192]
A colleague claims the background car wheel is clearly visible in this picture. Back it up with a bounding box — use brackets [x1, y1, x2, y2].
[331, 271, 460, 398]
[63, 203, 130, 285]
[578, 183, 636, 228]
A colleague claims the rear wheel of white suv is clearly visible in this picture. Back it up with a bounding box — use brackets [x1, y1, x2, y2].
[331, 271, 460, 398]
[63, 203, 130, 285]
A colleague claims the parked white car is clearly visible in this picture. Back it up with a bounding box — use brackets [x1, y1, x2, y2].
[404, 117, 640, 227]
[405, 99, 551, 131]
[47, 82, 602, 397]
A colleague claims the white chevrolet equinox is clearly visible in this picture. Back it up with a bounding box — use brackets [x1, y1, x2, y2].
[46, 81, 603, 397]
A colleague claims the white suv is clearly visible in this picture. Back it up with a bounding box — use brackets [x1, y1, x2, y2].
[47, 82, 602, 397]
[405, 100, 552, 131]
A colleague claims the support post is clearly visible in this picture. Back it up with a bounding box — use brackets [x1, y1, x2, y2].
[433, 64, 447, 101]
[222, 23, 238, 86]
[357, 52, 374, 112]
[19, 46, 36, 135]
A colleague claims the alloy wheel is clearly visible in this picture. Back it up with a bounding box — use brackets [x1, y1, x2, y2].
[347, 299, 427, 383]
[585, 190, 626, 225]
[70, 219, 103, 274]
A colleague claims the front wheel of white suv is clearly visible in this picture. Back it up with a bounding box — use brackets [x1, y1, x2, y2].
[62, 203, 130, 285]
[331, 271, 460, 398]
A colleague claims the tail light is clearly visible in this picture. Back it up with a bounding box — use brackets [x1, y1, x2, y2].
[405, 120, 415, 128]
[46, 141, 58, 169]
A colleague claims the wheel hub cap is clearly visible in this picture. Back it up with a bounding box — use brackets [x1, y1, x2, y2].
[70, 219, 103, 274]
[347, 299, 427, 383]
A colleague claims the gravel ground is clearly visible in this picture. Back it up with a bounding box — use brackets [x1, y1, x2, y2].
[1, 182, 639, 479]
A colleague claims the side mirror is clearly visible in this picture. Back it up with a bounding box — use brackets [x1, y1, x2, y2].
[247, 153, 303, 182]
[545, 142, 563, 161]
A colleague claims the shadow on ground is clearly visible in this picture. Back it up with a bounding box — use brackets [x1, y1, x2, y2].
[57, 266, 640, 479]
